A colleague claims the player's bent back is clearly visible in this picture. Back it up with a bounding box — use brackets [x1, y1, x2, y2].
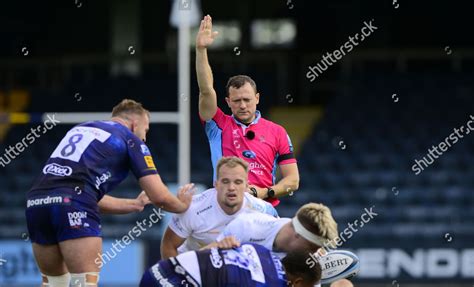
[140, 243, 320, 287]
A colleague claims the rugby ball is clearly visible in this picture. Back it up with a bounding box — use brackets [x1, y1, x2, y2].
[319, 250, 360, 284]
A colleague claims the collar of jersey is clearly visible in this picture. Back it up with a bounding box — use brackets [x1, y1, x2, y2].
[231, 110, 262, 127]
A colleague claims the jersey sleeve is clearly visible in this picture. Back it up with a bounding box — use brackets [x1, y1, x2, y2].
[201, 108, 229, 140]
[199, 107, 227, 125]
[168, 212, 194, 239]
[216, 215, 248, 243]
[127, 137, 159, 179]
[264, 202, 279, 218]
[216, 214, 251, 243]
[246, 195, 279, 218]
[276, 127, 297, 165]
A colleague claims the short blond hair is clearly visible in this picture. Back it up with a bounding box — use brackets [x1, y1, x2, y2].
[216, 157, 248, 179]
[296, 203, 339, 247]
[111, 99, 149, 119]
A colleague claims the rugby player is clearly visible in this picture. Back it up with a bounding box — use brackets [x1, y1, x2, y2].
[213, 203, 338, 257]
[140, 242, 321, 287]
[196, 15, 299, 206]
[209, 203, 339, 287]
[25, 99, 194, 287]
[160, 156, 278, 259]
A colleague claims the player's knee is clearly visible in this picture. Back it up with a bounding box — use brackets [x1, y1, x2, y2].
[41, 273, 71, 287]
[70, 272, 100, 287]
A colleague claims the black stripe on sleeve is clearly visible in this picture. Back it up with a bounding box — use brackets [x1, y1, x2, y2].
[277, 153, 295, 163]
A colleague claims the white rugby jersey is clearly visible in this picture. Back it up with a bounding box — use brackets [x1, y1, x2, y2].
[168, 188, 278, 253]
[217, 212, 322, 287]
[217, 212, 290, 253]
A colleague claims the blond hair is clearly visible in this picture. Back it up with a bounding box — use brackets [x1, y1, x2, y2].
[296, 203, 339, 247]
[216, 157, 248, 179]
[111, 99, 150, 119]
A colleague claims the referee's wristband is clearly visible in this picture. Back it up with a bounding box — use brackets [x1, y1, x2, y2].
[250, 187, 258, 198]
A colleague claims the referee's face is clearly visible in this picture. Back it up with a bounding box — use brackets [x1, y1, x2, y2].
[215, 165, 248, 213]
[226, 82, 260, 124]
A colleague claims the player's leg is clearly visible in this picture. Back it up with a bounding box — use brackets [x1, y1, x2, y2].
[59, 236, 102, 287]
[27, 194, 71, 287]
[31, 243, 70, 287]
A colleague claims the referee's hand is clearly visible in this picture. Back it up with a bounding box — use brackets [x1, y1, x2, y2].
[177, 183, 195, 212]
[196, 15, 219, 50]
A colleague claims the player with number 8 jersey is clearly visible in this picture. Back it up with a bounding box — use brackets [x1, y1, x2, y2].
[25, 99, 194, 287]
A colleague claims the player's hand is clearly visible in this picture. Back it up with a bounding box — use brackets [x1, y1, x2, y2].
[196, 15, 219, 50]
[135, 190, 151, 212]
[216, 236, 240, 249]
[177, 183, 195, 212]
[248, 185, 266, 199]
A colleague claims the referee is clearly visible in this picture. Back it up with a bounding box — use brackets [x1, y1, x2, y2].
[195, 15, 299, 206]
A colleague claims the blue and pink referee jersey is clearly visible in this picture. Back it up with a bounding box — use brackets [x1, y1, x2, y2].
[201, 108, 296, 206]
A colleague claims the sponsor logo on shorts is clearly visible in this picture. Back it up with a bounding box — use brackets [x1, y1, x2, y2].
[43, 163, 73, 176]
[140, 144, 151, 155]
[242, 150, 257, 159]
[95, 171, 112, 190]
[27, 195, 70, 208]
[68, 211, 87, 227]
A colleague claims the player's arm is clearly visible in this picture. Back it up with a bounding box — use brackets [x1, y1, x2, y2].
[202, 217, 245, 250]
[250, 128, 300, 199]
[160, 227, 187, 259]
[139, 175, 194, 213]
[249, 163, 299, 199]
[200, 236, 240, 250]
[196, 15, 219, 121]
[98, 191, 151, 214]
[272, 163, 300, 197]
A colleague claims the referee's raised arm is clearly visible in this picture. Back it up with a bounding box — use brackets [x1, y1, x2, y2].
[196, 15, 219, 121]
